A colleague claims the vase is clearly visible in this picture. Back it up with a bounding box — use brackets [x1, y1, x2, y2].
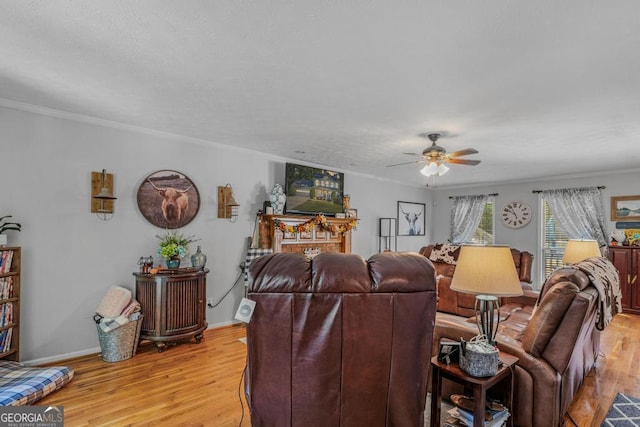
[166, 257, 180, 269]
[191, 245, 207, 269]
[269, 183, 286, 215]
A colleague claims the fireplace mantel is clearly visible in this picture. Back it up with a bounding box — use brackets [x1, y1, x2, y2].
[257, 214, 353, 254]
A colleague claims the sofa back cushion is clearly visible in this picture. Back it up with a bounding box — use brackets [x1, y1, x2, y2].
[419, 244, 534, 317]
[419, 244, 533, 284]
[246, 252, 437, 426]
[539, 267, 591, 298]
[522, 281, 580, 357]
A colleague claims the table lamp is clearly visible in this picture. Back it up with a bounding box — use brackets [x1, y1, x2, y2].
[562, 239, 601, 264]
[450, 245, 523, 345]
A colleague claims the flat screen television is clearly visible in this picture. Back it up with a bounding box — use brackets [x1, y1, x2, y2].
[284, 163, 344, 216]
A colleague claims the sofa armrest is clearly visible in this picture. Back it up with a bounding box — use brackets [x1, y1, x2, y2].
[503, 289, 539, 307]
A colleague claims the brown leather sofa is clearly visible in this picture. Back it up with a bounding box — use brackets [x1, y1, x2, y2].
[433, 264, 608, 427]
[245, 251, 437, 427]
[419, 244, 535, 316]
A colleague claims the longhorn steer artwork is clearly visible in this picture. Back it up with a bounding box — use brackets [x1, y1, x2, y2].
[147, 179, 192, 225]
[136, 170, 200, 229]
[398, 202, 425, 236]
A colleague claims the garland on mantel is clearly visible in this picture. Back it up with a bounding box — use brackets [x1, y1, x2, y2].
[273, 214, 357, 235]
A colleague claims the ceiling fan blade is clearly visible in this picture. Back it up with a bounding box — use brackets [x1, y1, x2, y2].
[446, 158, 481, 166]
[386, 160, 424, 167]
[401, 152, 422, 157]
[448, 148, 479, 157]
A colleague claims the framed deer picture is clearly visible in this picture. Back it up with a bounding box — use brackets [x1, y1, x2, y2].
[137, 169, 200, 229]
[397, 201, 425, 236]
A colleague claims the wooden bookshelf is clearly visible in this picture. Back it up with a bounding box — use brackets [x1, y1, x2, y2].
[0, 246, 20, 361]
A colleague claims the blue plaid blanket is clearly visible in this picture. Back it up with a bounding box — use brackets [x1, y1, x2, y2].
[0, 361, 74, 406]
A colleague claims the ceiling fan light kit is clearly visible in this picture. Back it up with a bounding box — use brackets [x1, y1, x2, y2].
[388, 132, 480, 178]
[420, 161, 450, 177]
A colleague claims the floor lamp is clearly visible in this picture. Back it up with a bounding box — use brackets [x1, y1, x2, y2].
[450, 245, 523, 345]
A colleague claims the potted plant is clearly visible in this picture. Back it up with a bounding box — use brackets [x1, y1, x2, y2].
[0, 215, 21, 246]
[156, 230, 199, 268]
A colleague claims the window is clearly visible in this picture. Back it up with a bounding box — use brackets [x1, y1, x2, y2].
[541, 199, 570, 277]
[469, 201, 494, 245]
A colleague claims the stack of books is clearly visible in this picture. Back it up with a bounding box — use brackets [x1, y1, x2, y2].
[445, 394, 510, 427]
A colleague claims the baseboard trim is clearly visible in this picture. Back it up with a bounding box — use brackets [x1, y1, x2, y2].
[22, 321, 244, 366]
[207, 320, 242, 329]
[23, 347, 102, 366]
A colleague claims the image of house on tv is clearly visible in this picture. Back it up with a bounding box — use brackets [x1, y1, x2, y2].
[285, 164, 344, 214]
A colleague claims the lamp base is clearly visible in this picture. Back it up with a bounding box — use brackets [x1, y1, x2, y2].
[475, 295, 500, 345]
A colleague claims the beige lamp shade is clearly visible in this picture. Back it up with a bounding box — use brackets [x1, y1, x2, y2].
[562, 239, 601, 264]
[450, 245, 523, 297]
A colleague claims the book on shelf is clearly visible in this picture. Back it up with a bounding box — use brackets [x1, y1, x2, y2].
[0, 303, 12, 327]
[0, 250, 14, 274]
[0, 328, 13, 353]
[4, 328, 12, 352]
[0, 276, 14, 299]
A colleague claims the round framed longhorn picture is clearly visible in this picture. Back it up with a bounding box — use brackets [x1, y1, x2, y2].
[501, 201, 532, 229]
[137, 170, 200, 229]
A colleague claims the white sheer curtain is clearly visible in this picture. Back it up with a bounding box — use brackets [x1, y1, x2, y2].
[449, 194, 491, 244]
[542, 187, 608, 247]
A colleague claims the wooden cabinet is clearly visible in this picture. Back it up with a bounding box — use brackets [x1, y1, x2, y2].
[134, 269, 208, 352]
[0, 247, 20, 361]
[608, 247, 640, 315]
[258, 214, 354, 254]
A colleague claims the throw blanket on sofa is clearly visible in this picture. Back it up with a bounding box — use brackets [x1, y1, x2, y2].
[572, 257, 623, 330]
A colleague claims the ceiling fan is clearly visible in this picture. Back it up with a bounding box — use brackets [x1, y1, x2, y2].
[386, 133, 481, 176]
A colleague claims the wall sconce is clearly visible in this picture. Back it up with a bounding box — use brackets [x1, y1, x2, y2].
[91, 169, 117, 220]
[218, 184, 240, 222]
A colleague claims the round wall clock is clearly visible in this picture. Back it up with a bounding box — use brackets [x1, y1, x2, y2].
[501, 201, 532, 229]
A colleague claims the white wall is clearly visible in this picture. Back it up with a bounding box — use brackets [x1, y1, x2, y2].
[0, 105, 430, 363]
[430, 170, 640, 286]
[344, 177, 433, 255]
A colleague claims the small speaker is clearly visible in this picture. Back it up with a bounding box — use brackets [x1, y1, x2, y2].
[235, 297, 256, 323]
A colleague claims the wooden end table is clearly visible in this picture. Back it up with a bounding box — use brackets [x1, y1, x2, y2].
[430, 351, 519, 427]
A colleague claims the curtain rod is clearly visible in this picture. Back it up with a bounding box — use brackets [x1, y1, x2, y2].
[532, 186, 605, 194]
[449, 193, 498, 199]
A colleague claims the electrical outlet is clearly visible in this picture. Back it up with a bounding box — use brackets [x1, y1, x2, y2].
[206, 298, 214, 308]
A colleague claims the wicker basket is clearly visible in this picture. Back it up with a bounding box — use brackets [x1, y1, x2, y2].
[95, 314, 143, 363]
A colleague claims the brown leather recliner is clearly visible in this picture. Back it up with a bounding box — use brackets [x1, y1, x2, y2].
[245, 252, 437, 427]
[433, 262, 609, 427]
[419, 244, 535, 316]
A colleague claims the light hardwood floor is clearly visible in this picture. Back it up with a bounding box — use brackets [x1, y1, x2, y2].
[40, 324, 250, 426]
[38, 315, 639, 426]
[563, 312, 640, 426]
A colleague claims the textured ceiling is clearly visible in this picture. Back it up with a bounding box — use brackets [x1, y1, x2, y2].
[2, 1, 640, 187]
